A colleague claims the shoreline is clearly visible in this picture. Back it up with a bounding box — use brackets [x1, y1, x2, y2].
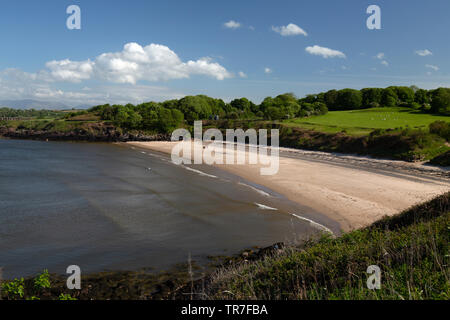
[126, 141, 450, 232]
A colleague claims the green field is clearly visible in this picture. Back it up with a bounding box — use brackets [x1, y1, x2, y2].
[282, 107, 450, 136]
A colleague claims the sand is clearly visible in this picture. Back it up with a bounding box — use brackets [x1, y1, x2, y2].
[126, 141, 450, 232]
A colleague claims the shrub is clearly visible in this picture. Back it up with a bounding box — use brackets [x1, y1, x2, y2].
[34, 269, 51, 290]
[1, 278, 25, 299]
[429, 121, 450, 141]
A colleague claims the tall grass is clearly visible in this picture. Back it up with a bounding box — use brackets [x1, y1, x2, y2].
[205, 193, 450, 300]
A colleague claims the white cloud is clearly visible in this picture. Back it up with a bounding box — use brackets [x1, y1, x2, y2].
[224, 20, 241, 29]
[0, 68, 185, 106]
[45, 42, 232, 84]
[272, 23, 307, 36]
[45, 59, 94, 82]
[425, 64, 439, 71]
[238, 71, 247, 78]
[0, 43, 233, 107]
[305, 45, 346, 59]
[415, 49, 432, 56]
[264, 67, 272, 74]
[375, 53, 389, 66]
[184, 57, 231, 80]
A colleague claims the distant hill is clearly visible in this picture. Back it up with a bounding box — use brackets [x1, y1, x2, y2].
[0, 99, 81, 110]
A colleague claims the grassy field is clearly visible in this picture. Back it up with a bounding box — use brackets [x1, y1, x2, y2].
[282, 107, 450, 136]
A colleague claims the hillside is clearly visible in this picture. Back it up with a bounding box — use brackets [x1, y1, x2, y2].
[203, 192, 450, 300]
[283, 107, 450, 136]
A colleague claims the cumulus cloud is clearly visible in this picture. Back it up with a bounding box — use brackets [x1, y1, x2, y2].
[425, 64, 439, 71]
[45, 42, 232, 84]
[0, 68, 185, 106]
[224, 20, 241, 29]
[45, 59, 94, 82]
[375, 52, 385, 60]
[264, 67, 272, 74]
[381, 60, 389, 66]
[415, 49, 432, 56]
[272, 23, 307, 36]
[305, 45, 346, 59]
[0, 43, 233, 107]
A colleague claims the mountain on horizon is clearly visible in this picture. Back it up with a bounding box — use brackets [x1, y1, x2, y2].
[0, 99, 89, 110]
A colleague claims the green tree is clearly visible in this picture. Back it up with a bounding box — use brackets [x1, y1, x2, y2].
[361, 88, 383, 107]
[393, 86, 415, 104]
[336, 89, 362, 110]
[414, 89, 430, 104]
[324, 90, 338, 110]
[430, 88, 450, 114]
[381, 88, 398, 107]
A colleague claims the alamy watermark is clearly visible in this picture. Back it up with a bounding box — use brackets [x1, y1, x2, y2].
[367, 5, 381, 30]
[66, 5, 81, 30]
[367, 265, 381, 290]
[170, 121, 280, 176]
[66, 265, 81, 290]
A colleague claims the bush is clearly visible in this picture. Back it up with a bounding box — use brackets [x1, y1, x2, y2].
[429, 121, 450, 141]
[1, 278, 25, 299]
[34, 269, 51, 290]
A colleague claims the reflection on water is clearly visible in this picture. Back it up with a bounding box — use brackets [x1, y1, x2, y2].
[0, 139, 322, 279]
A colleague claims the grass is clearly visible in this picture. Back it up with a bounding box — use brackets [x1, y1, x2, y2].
[282, 107, 450, 136]
[205, 193, 450, 300]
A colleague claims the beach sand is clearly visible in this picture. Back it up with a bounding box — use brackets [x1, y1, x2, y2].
[127, 141, 450, 232]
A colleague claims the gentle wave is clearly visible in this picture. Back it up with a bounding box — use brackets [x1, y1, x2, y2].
[238, 182, 271, 197]
[255, 203, 278, 210]
[182, 166, 218, 179]
[290, 213, 334, 235]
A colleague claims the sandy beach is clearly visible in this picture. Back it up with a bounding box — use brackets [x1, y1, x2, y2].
[127, 141, 450, 232]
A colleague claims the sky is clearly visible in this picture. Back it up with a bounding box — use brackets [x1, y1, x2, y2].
[0, 0, 449, 107]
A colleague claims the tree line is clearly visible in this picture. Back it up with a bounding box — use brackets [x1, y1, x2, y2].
[87, 93, 328, 132]
[304, 86, 450, 113]
[0, 108, 62, 119]
[86, 86, 449, 132]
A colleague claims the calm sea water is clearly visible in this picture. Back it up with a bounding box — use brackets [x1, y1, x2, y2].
[0, 139, 327, 279]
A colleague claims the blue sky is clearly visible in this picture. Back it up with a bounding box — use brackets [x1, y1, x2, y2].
[0, 0, 449, 106]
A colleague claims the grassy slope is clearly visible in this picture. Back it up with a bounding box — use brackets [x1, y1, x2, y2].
[282, 107, 450, 136]
[206, 193, 450, 300]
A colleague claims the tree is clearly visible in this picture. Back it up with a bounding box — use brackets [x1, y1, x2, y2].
[361, 88, 383, 107]
[414, 89, 430, 104]
[381, 88, 398, 107]
[125, 111, 143, 129]
[430, 88, 450, 114]
[260, 93, 301, 119]
[393, 86, 415, 104]
[157, 107, 184, 133]
[336, 89, 362, 110]
[324, 90, 338, 110]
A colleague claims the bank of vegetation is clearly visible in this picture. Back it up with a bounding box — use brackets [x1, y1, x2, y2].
[203, 192, 450, 300]
[1, 86, 449, 162]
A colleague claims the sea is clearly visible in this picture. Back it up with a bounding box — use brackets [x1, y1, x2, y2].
[0, 139, 331, 279]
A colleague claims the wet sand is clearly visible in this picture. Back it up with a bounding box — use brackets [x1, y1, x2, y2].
[127, 141, 450, 231]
